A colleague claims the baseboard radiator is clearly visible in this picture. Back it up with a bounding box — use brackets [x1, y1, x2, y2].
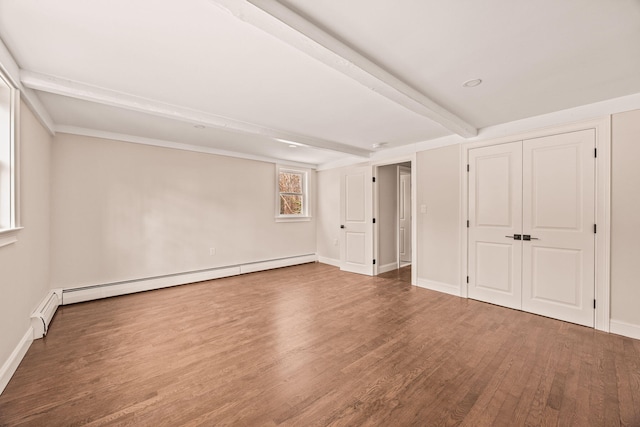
[61, 254, 317, 305]
[31, 289, 63, 339]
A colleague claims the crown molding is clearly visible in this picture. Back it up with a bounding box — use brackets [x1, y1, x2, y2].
[55, 125, 318, 169]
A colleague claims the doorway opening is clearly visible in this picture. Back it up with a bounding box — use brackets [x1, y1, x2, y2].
[375, 161, 412, 276]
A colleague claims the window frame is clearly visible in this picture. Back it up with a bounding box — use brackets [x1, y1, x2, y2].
[0, 67, 20, 247]
[275, 165, 311, 222]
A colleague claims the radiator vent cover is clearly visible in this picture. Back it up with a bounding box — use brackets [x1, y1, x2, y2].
[31, 290, 62, 339]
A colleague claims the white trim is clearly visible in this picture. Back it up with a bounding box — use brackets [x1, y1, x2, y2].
[56, 126, 317, 169]
[317, 93, 640, 171]
[0, 227, 21, 248]
[377, 262, 398, 274]
[239, 254, 316, 274]
[22, 70, 369, 157]
[0, 328, 33, 396]
[275, 217, 311, 222]
[594, 117, 611, 332]
[460, 116, 612, 331]
[415, 278, 461, 297]
[31, 290, 63, 339]
[0, 69, 19, 233]
[610, 319, 640, 341]
[276, 165, 312, 219]
[317, 256, 340, 268]
[62, 255, 317, 305]
[0, 38, 54, 134]
[209, 0, 476, 138]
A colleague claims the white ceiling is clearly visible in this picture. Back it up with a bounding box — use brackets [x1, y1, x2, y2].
[0, 0, 639, 167]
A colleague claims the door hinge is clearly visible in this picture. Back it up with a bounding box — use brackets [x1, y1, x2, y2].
[467, 220, 470, 228]
[593, 299, 596, 309]
[467, 164, 470, 172]
[373, 259, 376, 265]
[373, 218, 376, 224]
[466, 276, 469, 284]
[594, 224, 597, 234]
[372, 176, 376, 183]
[594, 148, 597, 158]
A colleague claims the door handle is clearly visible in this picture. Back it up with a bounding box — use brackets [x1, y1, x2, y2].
[505, 234, 522, 240]
[340, 225, 345, 229]
[523, 235, 539, 241]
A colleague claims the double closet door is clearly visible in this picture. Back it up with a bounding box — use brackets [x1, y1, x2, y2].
[468, 129, 596, 327]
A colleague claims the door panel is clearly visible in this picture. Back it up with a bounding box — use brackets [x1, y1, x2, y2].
[399, 167, 412, 263]
[475, 242, 514, 293]
[468, 142, 523, 310]
[340, 166, 373, 275]
[522, 130, 595, 326]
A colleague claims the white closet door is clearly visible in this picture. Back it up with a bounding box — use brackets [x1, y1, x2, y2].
[522, 130, 596, 327]
[468, 142, 523, 310]
[340, 166, 373, 275]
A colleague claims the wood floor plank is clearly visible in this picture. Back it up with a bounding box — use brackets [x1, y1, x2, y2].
[1, 263, 639, 426]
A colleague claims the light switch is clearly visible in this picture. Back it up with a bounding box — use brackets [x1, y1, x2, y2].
[420, 204, 427, 214]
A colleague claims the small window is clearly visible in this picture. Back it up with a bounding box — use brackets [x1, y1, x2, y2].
[0, 69, 17, 233]
[276, 166, 310, 220]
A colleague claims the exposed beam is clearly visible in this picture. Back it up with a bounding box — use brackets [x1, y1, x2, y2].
[20, 70, 371, 158]
[209, 0, 478, 138]
[55, 125, 318, 169]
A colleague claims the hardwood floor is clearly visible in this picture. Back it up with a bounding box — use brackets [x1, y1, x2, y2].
[1, 263, 639, 426]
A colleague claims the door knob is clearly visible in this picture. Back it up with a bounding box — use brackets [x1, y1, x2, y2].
[523, 235, 539, 241]
[340, 225, 345, 229]
[505, 234, 522, 240]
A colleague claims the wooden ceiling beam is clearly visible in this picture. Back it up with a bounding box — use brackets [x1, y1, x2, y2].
[210, 0, 478, 138]
[20, 70, 371, 157]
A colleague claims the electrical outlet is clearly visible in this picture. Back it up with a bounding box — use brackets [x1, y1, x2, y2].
[209, 247, 216, 256]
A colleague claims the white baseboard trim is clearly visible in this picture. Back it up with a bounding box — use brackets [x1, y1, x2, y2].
[31, 289, 63, 339]
[62, 254, 317, 305]
[610, 319, 640, 340]
[0, 328, 33, 396]
[378, 262, 398, 274]
[415, 278, 461, 297]
[317, 256, 340, 268]
[239, 254, 317, 274]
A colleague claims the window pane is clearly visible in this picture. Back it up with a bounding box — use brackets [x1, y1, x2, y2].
[280, 194, 303, 215]
[279, 172, 302, 193]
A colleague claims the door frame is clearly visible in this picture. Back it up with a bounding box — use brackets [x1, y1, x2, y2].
[460, 117, 611, 332]
[372, 155, 417, 285]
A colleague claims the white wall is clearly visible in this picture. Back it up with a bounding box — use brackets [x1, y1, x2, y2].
[611, 109, 640, 328]
[377, 164, 397, 269]
[415, 145, 461, 290]
[316, 167, 341, 264]
[0, 101, 51, 372]
[50, 133, 316, 288]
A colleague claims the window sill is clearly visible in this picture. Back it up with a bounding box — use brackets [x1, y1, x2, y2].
[276, 216, 312, 223]
[0, 227, 23, 248]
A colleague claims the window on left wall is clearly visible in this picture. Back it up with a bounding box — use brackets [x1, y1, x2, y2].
[0, 68, 18, 238]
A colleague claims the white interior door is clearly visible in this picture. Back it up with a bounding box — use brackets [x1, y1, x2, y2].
[521, 130, 595, 327]
[399, 167, 412, 265]
[468, 142, 523, 310]
[340, 166, 373, 275]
